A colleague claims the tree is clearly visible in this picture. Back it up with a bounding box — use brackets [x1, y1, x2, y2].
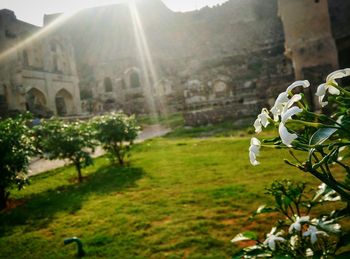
[93, 112, 140, 166]
[34, 119, 97, 183]
[0, 114, 33, 210]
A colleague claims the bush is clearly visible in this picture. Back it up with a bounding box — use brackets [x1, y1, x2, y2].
[0, 114, 34, 209]
[93, 112, 140, 166]
[236, 69, 350, 257]
[34, 119, 97, 182]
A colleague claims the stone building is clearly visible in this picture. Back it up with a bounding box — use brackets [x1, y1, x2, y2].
[0, 9, 81, 117]
[56, 0, 349, 125]
[1, 0, 349, 124]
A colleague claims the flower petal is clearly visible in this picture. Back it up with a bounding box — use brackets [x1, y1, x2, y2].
[258, 113, 270, 128]
[251, 137, 261, 146]
[315, 84, 326, 96]
[249, 137, 261, 166]
[274, 92, 289, 106]
[318, 95, 328, 107]
[310, 233, 318, 244]
[281, 106, 303, 123]
[326, 68, 350, 82]
[286, 80, 310, 93]
[328, 85, 340, 95]
[285, 94, 302, 110]
[279, 123, 297, 146]
[249, 151, 260, 166]
[253, 118, 262, 133]
[268, 239, 276, 250]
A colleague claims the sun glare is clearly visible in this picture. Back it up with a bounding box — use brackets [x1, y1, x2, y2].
[128, 1, 165, 118]
[0, 10, 78, 63]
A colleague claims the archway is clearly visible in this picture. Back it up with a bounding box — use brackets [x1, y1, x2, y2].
[26, 88, 50, 117]
[104, 77, 113, 92]
[55, 88, 74, 116]
[130, 71, 141, 88]
[26, 88, 46, 108]
[124, 67, 142, 89]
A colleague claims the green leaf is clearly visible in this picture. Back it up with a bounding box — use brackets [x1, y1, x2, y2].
[231, 231, 257, 243]
[309, 128, 337, 146]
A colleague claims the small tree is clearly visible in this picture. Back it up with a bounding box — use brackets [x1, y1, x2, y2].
[34, 119, 97, 182]
[93, 112, 140, 166]
[0, 114, 33, 210]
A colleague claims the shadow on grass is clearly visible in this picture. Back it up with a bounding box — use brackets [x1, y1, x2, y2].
[0, 165, 145, 237]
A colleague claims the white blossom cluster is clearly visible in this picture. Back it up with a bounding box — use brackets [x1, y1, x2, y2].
[262, 214, 338, 253]
[249, 69, 350, 166]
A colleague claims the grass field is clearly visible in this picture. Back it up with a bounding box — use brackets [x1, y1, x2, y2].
[0, 126, 321, 258]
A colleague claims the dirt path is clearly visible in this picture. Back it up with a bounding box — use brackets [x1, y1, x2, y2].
[28, 124, 171, 176]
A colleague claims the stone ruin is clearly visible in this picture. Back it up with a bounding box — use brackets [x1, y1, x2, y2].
[0, 0, 349, 125]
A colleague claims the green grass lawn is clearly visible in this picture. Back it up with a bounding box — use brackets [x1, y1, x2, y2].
[0, 134, 320, 258]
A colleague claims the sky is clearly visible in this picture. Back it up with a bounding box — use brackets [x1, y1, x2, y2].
[0, 0, 229, 26]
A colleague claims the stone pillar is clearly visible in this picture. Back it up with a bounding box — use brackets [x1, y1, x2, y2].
[278, 0, 339, 110]
[278, 0, 338, 80]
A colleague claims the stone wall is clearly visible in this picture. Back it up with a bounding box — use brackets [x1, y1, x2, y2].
[0, 9, 81, 117]
[1, 0, 350, 123]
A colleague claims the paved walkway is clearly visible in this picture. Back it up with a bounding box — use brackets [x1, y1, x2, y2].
[28, 124, 170, 176]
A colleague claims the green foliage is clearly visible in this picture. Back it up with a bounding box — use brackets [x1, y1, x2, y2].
[0, 136, 318, 258]
[93, 112, 140, 166]
[233, 180, 349, 258]
[34, 119, 97, 182]
[246, 69, 350, 257]
[0, 113, 33, 209]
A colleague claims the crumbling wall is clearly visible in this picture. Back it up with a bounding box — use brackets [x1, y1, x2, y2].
[0, 9, 81, 117]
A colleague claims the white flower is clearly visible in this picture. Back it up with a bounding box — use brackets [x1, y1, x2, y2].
[323, 190, 341, 202]
[271, 79, 308, 121]
[253, 108, 271, 133]
[271, 92, 289, 121]
[278, 123, 297, 147]
[303, 225, 328, 244]
[249, 137, 261, 166]
[316, 83, 340, 107]
[286, 80, 310, 93]
[316, 68, 350, 107]
[306, 248, 314, 257]
[278, 106, 303, 146]
[313, 183, 341, 202]
[326, 68, 350, 85]
[312, 217, 341, 234]
[281, 106, 303, 124]
[263, 227, 285, 250]
[290, 235, 299, 249]
[284, 94, 302, 111]
[289, 216, 310, 233]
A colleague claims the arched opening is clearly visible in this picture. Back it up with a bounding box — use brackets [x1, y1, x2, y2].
[26, 88, 49, 116]
[26, 88, 46, 108]
[130, 71, 141, 88]
[55, 88, 74, 116]
[104, 77, 113, 92]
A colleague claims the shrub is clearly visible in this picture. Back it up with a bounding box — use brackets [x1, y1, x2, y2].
[0, 114, 34, 209]
[235, 69, 350, 257]
[93, 112, 140, 166]
[34, 119, 97, 182]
